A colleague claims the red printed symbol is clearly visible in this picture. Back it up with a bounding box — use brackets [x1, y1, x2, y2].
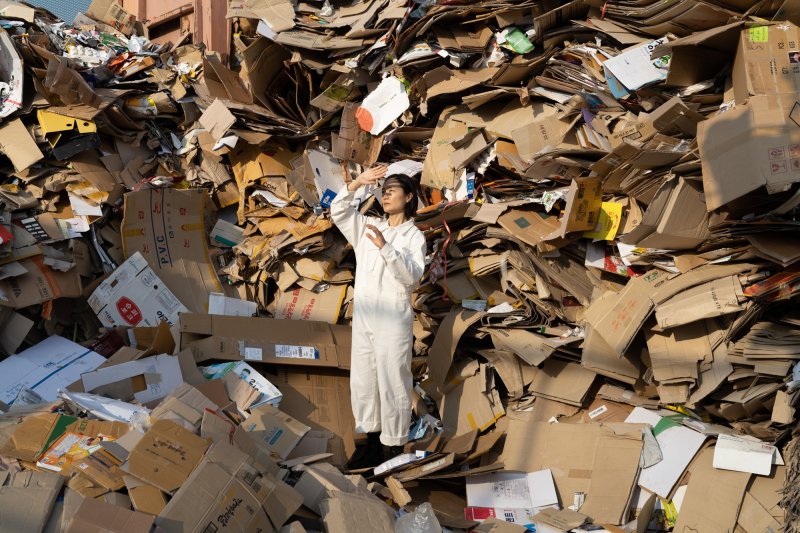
[116, 297, 142, 326]
[772, 161, 788, 174]
[769, 147, 786, 160]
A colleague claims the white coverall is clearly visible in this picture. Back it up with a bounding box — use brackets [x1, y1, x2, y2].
[330, 185, 427, 446]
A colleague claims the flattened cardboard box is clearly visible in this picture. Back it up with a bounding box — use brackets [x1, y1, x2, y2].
[672, 447, 750, 533]
[440, 368, 505, 436]
[127, 420, 210, 493]
[501, 419, 644, 525]
[294, 462, 375, 514]
[121, 188, 222, 314]
[180, 313, 351, 369]
[620, 176, 710, 250]
[0, 413, 61, 462]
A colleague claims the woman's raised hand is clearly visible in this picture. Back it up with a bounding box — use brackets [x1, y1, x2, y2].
[348, 165, 388, 192]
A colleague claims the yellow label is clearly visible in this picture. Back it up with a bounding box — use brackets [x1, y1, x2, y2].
[583, 201, 623, 240]
[749, 26, 768, 43]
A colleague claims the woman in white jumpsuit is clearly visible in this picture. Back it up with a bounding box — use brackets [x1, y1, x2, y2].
[331, 166, 427, 465]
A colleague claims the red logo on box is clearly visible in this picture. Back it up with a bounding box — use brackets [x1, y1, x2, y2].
[116, 297, 142, 326]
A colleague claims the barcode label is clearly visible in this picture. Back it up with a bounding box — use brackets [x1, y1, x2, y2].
[275, 345, 318, 359]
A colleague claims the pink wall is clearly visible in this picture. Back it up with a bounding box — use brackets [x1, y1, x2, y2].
[121, 0, 230, 62]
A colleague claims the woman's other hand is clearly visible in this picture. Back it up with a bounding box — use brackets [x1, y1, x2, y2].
[364, 224, 386, 249]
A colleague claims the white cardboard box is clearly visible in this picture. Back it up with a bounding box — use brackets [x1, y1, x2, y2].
[88, 252, 188, 328]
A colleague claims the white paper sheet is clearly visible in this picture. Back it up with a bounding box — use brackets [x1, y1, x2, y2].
[625, 408, 706, 498]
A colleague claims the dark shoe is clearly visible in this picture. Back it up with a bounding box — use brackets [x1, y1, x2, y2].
[383, 444, 405, 461]
[346, 432, 383, 470]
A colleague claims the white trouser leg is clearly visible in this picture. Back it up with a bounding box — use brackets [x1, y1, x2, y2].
[373, 303, 414, 446]
[350, 307, 381, 434]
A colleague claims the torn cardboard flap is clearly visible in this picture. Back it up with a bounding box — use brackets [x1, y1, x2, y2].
[0, 119, 44, 172]
[198, 99, 237, 142]
[80, 354, 183, 405]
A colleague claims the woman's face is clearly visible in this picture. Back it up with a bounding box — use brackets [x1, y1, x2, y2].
[382, 185, 412, 216]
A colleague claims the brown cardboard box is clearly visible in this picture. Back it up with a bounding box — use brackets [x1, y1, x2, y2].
[274, 285, 347, 324]
[651, 22, 743, 87]
[294, 462, 379, 514]
[66, 495, 155, 533]
[529, 359, 596, 407]
[241, 404, 310, 460]
[121, 188, 223, 314]
[127, 420, 211, 493]
[498, 209, 561, 248]
[0, 413, 60, 462]
[0, 119, 44, 172]
[732, 22, 800, 104]
[332, 102, 382, 166]
[272, 367, 356, 465]
[124, 477, 167, 516]
[0, 470, 63, 533]
[654, 276, 745, 329]
[440, 364, 505, 436]
[180, 314, 352, 369]
[156, 459, 301, 533]
[698, 94, 800, 210]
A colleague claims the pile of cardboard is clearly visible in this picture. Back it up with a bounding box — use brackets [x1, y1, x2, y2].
[0, 0, 798, 531]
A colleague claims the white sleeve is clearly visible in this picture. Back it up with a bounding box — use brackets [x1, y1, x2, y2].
[330, 185, 368, 247]
[379, 229, 427, 288]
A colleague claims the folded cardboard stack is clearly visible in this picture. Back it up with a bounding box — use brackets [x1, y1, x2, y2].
[0, 0, 797, 531]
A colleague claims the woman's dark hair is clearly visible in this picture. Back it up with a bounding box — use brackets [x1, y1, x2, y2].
[383, 174, 419, 219]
